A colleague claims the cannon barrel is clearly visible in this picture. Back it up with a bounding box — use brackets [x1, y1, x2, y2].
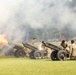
[22, 42, 38, 51]
[43, 42, 64, 50]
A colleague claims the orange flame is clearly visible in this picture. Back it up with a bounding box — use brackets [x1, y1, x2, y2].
[0, 34, 8, 46]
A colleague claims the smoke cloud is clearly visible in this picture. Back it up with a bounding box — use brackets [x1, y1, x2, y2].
[0, 0, 76, 42]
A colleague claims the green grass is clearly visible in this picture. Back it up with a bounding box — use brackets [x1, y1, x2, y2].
[0, 57, 76, 75]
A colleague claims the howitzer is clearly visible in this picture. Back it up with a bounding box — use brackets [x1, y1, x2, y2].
[43, 42, 69, 61]
[14, 42, 44, 59]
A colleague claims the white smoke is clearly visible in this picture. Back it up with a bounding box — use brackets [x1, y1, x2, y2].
[0, 0, 24, 23]
[13, 0, 76, 29]
[0, 0, 24, 42]
[0, 0, 76, 42]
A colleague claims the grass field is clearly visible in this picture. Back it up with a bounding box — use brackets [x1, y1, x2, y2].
[0, 57, 76, 75]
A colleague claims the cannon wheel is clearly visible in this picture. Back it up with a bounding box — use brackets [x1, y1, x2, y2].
[51, 50, 58, 61]
[57, 50, 67, 61]
[34, 51, 43, 59]
[14, 49, 26, 57]
[29, 50, 35, 59]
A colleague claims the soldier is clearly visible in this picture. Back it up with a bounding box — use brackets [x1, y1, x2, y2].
[31, 38, 36, 45]
[60, 40, 68, 49]
[70, 40, 76, 60]
[38, 41, 51, 58]
[46, 47, 52, 58]
[38, 41, 45, 51]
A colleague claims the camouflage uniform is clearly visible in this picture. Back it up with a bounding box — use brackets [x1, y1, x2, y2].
[46, 48, 52, 58]
[70, 43, 76, 59]
[38, 43, 45, 51]
[61, 41, 68, 49]
[31, 38, 36, 45]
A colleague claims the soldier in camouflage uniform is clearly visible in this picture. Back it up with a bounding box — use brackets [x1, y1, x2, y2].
[31, 38, 36, 45]
[60, 40, 68, 49]
[70, 40, 76, 60]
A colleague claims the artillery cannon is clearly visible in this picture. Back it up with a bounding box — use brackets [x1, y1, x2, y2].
[13, 42, 46, 59]
[43, 42, 69, 61]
